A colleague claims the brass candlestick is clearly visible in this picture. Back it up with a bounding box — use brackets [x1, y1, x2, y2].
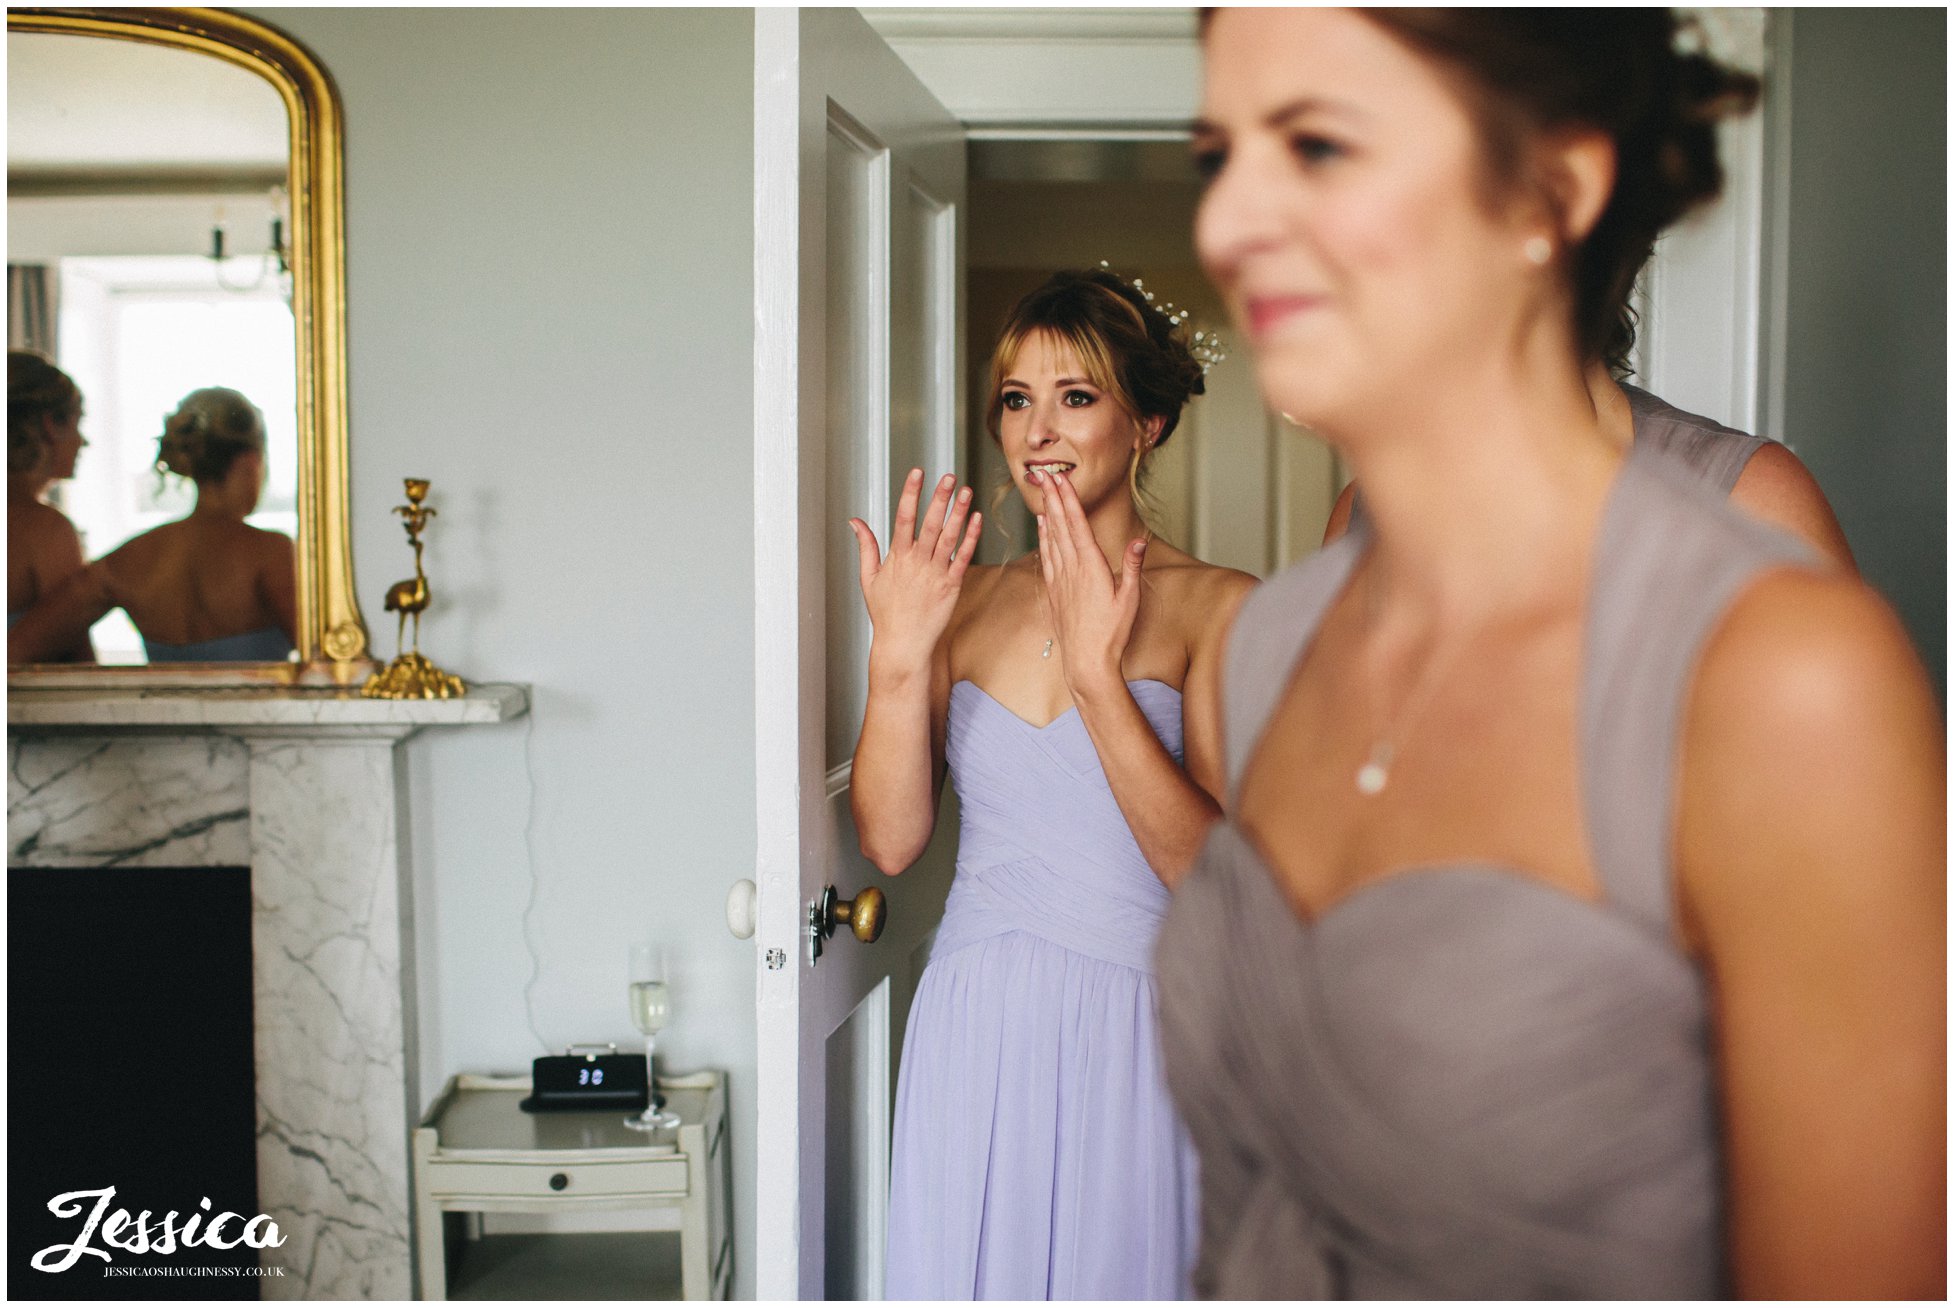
[362, 478, 465, 699]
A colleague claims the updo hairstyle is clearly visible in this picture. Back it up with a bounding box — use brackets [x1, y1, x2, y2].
[1361, 9, 1760, 375]
[156, 387, 266, 485]
[985, 267, 1207, 449]
[8, 351, 80, 475]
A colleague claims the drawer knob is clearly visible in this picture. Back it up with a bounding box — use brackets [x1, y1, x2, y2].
[549, 1172, 569, 1191]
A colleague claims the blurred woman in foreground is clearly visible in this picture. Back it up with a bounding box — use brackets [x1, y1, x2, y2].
[1156, 9, 1943, 1298]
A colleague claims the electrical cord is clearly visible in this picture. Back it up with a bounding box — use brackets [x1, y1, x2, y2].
[520, 702, 550, 1054]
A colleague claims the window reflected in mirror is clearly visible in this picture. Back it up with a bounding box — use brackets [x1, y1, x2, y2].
[8, 30, 299, 665]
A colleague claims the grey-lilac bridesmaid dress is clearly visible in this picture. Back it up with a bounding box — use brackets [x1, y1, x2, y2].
[1621, 382, 1768, 489]
[1154, 441, 1816, 1297]
[885, 678, 1199, 1300]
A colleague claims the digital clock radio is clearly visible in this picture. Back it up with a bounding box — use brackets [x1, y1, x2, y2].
[520, 1044, 653, 1113]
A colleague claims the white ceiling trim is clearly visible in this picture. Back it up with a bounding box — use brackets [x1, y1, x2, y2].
[864, 8, 1203, 129]
[863, 8, 1198, 44]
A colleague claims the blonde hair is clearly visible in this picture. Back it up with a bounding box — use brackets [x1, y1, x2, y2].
[985, 268, 1203, 523]
[156, 387, 264, 485]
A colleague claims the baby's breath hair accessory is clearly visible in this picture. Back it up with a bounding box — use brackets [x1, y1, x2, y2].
[1098, 260, 1229, 375]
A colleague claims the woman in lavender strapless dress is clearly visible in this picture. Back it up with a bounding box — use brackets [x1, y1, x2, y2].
[845, 269, 1255, 1299]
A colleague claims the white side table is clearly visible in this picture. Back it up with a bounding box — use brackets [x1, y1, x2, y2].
[413, 1070, 730, 1300]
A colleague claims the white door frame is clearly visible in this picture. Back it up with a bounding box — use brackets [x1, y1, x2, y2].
[751, 10, 805, 1289]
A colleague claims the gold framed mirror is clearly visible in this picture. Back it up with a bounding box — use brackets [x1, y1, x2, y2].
[7, 6, 370, 685]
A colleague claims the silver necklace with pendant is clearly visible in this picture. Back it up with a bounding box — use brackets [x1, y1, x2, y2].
[1355, 579, 1470, 797]
[1030, 530, 1149, 663]
[1031, 551, 1054, 658]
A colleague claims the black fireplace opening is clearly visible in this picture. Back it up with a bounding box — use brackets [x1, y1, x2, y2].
[9, 866, 260, 1300]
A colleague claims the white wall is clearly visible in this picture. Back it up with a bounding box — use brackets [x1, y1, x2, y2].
[245, 9, 759, 1295]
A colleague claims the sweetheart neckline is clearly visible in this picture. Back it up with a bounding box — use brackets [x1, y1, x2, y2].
[952, 677, 1182, 733]
[1201, 819, 1690, 965]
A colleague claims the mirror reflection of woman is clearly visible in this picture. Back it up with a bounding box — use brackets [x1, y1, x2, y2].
[9, 386, 296, 664]
[850, 269, 1256, 1299]
[8, 352, 93, 661]
[1156, 9, 1943, 1299]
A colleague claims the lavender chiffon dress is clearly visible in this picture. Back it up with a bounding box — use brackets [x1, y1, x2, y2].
[884, 678, 1199, 1300]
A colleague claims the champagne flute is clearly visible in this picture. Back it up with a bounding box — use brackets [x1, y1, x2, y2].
[624, 944, 680, 1132]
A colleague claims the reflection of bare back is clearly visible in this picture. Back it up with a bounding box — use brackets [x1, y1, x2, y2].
[97, 517, 297, 647]
[7, 498, 85, 621]
[6, 500, 91, 664]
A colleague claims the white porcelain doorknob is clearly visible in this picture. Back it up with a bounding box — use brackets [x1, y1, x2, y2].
[726, 879, 757, 940]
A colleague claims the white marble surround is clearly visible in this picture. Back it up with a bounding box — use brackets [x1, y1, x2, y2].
[8, 683, 527, 1299]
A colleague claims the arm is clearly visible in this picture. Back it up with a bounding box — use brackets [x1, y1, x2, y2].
[1101, 565, 1258, 884]
[1180, 570, 1257, 811]
[1678, 569, 1943, 1297]
[1730, 442, 1856, 572]
[847, 471, 982, 876]
[1322, 480, 1356, 545]
[1039, 474, 1250, 888]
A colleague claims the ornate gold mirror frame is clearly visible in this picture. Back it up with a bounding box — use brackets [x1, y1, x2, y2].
[8, 6, 372, 686]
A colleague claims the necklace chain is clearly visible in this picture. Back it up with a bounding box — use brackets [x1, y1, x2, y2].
[1028, 531, 1153, 661]
[1355, 572, 1471, 797]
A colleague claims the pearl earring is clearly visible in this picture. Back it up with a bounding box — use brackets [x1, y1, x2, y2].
[1523, 235, 1553, 266]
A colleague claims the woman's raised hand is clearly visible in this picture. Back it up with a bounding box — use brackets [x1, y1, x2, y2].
[848, 469, 983, 672]
[1035, 469, 1145, 697]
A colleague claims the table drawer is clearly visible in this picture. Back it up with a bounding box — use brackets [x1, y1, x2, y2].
[424, 1158, 688, 1200]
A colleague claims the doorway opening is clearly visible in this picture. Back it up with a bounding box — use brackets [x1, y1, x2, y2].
[964, 136, 1337, 578]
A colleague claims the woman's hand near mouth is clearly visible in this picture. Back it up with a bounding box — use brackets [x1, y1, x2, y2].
[1034, 467, 1145, 705]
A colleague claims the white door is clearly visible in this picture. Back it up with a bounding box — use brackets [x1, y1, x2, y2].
[753, 8, 966, 1300]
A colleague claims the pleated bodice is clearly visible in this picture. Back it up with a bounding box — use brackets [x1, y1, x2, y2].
[933, 678, 1183, 974]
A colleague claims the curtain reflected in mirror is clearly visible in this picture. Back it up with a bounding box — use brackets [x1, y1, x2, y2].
[8, 30, 298, 665]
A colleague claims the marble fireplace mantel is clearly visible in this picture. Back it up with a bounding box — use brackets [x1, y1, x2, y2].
[8, 683, 528, 1299]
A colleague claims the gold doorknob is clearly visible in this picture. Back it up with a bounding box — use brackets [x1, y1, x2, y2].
[810, 885, 887, 961]
[832, 885, 885, 943]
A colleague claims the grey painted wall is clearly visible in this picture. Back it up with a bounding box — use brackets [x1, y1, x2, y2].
[1776, 7, 1945, 699]
[249, 9, 759, 1295]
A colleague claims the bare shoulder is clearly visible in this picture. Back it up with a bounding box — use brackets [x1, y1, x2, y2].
[1734, 440, 1826, 507]
[1693, 564, 1928, 738]
[12, 499, 80, 550]
[946, 559, 1012, 635]
[246, 524, 297, 561]
[103, 522, 169, 567]
[15, 502, 85, 586]
[1731, 442, 1856, 570]
[1144, 543, 1258, 645]
[956, 559, 1008, 607]
[1680, 563, 1941, 924]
